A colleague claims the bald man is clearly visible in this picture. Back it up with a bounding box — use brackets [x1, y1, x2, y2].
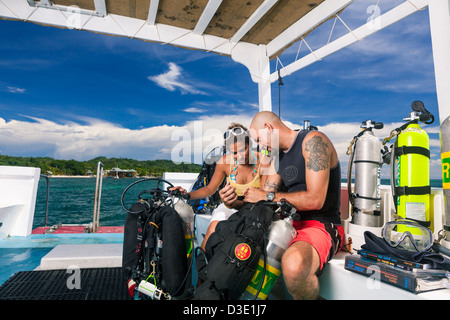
[244, 111, 344, 300]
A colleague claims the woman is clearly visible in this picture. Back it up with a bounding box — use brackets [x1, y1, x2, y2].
[171, 123, 266, 248]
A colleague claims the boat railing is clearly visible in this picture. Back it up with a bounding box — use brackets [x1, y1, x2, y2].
[40, 174, 49, 228]
[90, 161, 104, 233]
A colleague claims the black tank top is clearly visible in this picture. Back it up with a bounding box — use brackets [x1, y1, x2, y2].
[276, 130, 341, 224]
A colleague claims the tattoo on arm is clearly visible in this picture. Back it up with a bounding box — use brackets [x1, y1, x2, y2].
[263, 180, 281, 192]
[304, 135, 329, 172]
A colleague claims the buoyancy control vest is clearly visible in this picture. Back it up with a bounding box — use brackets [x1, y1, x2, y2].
[194, 202, 275, 300]
[188, 146, 225, 213]
[122, 202, 188, 299]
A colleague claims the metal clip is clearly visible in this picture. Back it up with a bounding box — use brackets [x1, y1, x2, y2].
[150, 260, 156, 277]
[346, 136, 357, 155]
[382, 129, 400, 145]
[437, 229, 447, 242]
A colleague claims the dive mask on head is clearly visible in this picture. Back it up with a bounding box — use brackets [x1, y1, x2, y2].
[382, 219, 433, 252]
[223, 127, 248, 140]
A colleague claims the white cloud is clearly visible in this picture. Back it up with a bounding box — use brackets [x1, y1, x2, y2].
[0, 116, 172, 161]
[0, 114, 251, 163]
[148, 62, 206, 95]
[6, 86, 26, 94]
[0, 115, 442, 178]
[183, 107, 205, 113]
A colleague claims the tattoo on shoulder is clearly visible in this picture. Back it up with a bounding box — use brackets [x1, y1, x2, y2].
[304, 135, 329, 172]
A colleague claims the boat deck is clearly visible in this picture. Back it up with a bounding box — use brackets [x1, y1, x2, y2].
[0, 267, 130, 300]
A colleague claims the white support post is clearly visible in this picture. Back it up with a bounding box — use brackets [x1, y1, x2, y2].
[231, 43, 272, 111]
[257, 45, 272, 111]
[428, 0, 450, 124]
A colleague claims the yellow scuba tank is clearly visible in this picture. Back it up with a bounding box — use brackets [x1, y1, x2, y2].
[396, 122, 430, 228]
[388, 101, 434, 230]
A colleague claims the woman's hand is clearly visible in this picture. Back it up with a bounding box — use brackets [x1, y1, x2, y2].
[169, 186, 187, 194]
[219, 182, 238, 208]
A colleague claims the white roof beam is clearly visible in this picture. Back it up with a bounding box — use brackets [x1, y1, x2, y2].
[230, 0, 279, 44]
[93, 0, 106, 16]
[267, 0, 353, 58]
[193, 0, 223, 35]
[147, 0, 159, 25]
[270, 0, 429, 82]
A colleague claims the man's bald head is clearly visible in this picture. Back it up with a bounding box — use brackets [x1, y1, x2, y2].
[250, 111, 284, 130]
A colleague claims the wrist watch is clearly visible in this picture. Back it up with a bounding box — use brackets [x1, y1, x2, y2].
[266, 192, 275, 201]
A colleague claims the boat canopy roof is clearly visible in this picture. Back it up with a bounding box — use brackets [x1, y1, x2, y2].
[0, 0, 351, 59]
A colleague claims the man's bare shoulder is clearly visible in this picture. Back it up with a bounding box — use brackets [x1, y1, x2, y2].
[302, 131, 331, 172]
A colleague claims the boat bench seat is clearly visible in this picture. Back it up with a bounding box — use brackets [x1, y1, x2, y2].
[38, 243, 122, 270]
[319, 252, 450, 300]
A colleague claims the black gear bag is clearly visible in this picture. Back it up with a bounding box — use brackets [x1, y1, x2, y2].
[194, 202, 275, 300]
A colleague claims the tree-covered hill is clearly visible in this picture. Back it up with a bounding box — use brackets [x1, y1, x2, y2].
[0, 155, 201, 177]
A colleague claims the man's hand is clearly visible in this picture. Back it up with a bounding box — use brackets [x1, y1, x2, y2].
[219, 182, 238, 207]
[243, 187, 267, 203]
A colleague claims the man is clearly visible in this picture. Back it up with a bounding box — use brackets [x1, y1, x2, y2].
[221, 111, 344, 299]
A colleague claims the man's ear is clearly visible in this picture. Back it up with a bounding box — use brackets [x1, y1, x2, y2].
[264, 122, 274, 132]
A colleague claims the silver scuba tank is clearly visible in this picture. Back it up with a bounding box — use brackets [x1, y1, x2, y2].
[348, 120, 384, 227]
[440, 115, 450, 241]
[174, 198, 195, 259]
[240, 205, 297, 300]
[174, 198, 194, 228]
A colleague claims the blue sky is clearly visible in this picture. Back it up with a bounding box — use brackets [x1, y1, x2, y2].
[0, 1, 443, 178]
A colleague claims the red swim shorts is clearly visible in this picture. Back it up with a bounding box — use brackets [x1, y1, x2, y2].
[291, 220, 344, 272]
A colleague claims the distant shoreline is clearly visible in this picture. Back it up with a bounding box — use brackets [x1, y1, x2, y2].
[48, 175, 94, 178]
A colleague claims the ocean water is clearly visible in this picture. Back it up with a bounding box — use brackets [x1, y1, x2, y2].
[33, 177, 160, 229]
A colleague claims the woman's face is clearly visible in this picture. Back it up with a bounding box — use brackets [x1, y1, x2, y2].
[230, 141, 249, 164]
